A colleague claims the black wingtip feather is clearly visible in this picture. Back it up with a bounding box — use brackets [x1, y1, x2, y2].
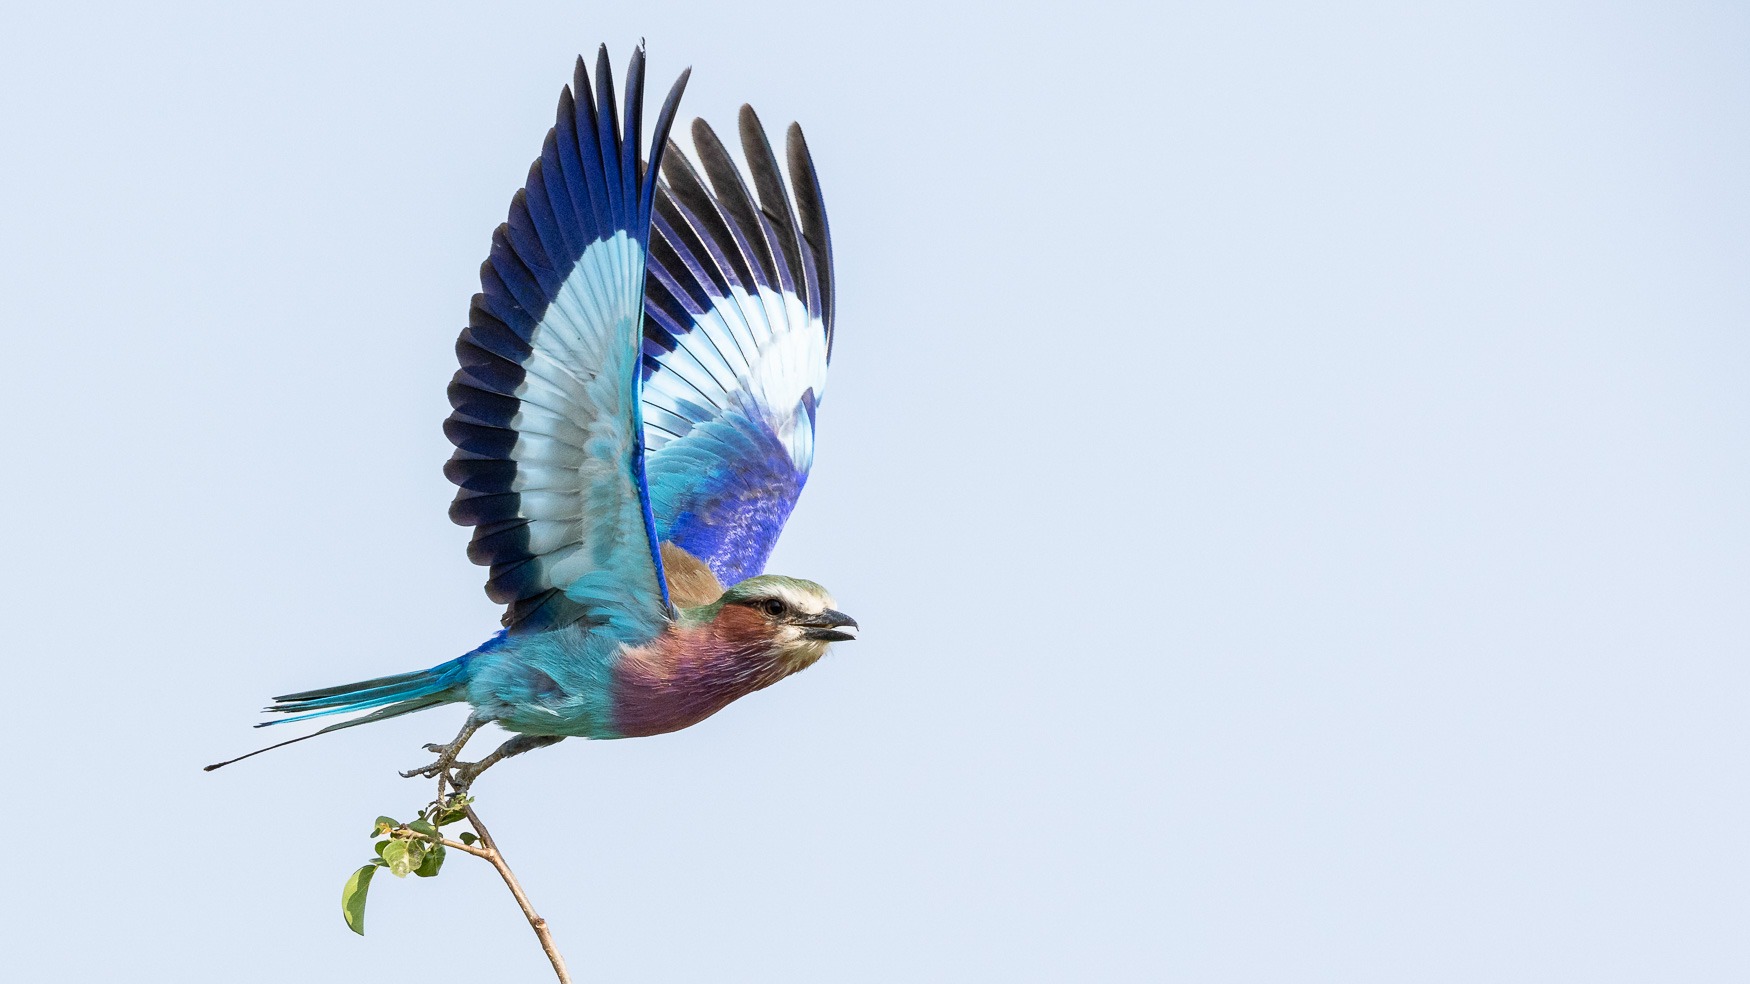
[642, 68, 691, 219]
[659, 136, 754, 291]
[594, 47, 622, 226]
[739, 105, 808, 301]
[443, 47, 696, 633]
[692, 118, 780, 291]
[622, 47, 645, 216]
[785, 122, 835, 348]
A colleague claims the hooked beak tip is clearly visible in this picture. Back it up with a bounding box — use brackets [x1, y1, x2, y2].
[803, 609, 858, 642]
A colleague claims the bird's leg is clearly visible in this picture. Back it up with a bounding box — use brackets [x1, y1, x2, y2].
[448, 734, 564, 794]
[400, 716, 484, 782]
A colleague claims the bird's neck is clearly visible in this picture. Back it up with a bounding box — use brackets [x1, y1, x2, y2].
[673, 618, 799, 695]
[610, 606, 808, 737]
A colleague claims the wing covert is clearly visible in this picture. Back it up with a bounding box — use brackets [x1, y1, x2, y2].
[640, 108, 835, 587]
[445, 47, 690, 638]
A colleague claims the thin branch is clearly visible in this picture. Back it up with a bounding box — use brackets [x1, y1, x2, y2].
[380, 795, 572, 980]
[432, 835, 494, 860]
[459, 803, 572, 984]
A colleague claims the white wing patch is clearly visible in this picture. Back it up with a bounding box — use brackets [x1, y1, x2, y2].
[644, 282, 827, 472]
[505, 231, 665, 637]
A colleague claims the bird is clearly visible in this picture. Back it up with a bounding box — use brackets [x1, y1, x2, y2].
[206, 44, 855, 792]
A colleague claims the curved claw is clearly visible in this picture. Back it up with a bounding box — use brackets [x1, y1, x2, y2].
[401, 718, 483, 788]
[448, 763, 484, 795]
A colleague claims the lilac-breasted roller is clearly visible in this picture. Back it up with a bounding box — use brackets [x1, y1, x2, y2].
[207, 45, 855, 790]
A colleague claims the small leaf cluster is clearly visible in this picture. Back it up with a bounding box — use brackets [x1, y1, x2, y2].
[341, 797, 478, 935]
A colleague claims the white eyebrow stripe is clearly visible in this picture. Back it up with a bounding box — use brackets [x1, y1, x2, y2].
[772, 583, 831, 614]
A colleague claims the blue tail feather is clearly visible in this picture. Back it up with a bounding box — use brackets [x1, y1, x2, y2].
[203, 656, 473, 772]
[260, 658, 472, 726]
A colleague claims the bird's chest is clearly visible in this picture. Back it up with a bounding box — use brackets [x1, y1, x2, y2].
[470, 625, 791, 739]
[608, 643, 787, 738]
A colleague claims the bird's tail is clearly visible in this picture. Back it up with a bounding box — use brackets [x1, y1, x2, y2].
[204, 656, 472, 771]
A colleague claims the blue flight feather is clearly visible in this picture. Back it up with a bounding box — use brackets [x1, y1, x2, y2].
[444, 45, 690, 633]
[637, 110, 835, 586]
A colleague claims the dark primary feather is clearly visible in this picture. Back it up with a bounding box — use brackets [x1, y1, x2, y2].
[740, 107, 807, 298]
[692, 118, 781, 291]
[785, 123, 835, 353]
[638, 110, 836, 586]
[659, 139, 757, 293]
[443, 47, 689, 633]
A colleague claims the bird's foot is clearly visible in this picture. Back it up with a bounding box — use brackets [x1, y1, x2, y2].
[432, 735, 563, 796]
[399, 718, 483, 785]
[398, 758, 448, 780]
[399, 742, 466, 780]
[445, 759, 487, 796]
[398, 742, 463, 779]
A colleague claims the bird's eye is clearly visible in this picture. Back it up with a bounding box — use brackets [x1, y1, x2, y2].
[760, 598, 786, 618]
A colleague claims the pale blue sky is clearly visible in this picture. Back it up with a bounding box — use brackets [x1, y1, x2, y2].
[3, 2, 1747, 980]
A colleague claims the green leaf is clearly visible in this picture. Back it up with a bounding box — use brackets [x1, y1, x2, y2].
[414, 843, 446, 878]
[401, 841, 427, 877]
[342, 864, 376, 935]
[374, 840, 392, 861]
[458, 832, 478, 846]
[407, 819, 438, 839]
[380, 839, 424, 878]
[372, 816, 398, 837]
[434, 795, 473, 824]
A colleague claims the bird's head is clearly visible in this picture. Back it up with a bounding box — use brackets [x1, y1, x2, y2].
[695, 574, 858, 675]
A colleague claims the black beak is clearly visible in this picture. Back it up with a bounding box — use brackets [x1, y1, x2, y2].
[799, 609, 859, 642]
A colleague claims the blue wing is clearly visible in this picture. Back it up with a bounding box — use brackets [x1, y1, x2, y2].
[445, 47, 690, 637]
[641, 108, 835, 587]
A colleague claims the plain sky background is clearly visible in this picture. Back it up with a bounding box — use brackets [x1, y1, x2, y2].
[3, 1, 1747, 980]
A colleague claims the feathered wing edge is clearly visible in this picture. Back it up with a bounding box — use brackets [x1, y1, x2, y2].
[642, 108, 834, 426]
[443, 46, 691, 634]
[207, 48, 691, 770]
[635, 109, 835, 584]
[783, 120, 835, 357]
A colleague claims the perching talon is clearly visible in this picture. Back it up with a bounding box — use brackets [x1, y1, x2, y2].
[399, 717, 483, 784]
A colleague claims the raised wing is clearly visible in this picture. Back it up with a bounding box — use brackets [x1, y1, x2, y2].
[445, 47, 690, 638]
[640, 108, 835, 587]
